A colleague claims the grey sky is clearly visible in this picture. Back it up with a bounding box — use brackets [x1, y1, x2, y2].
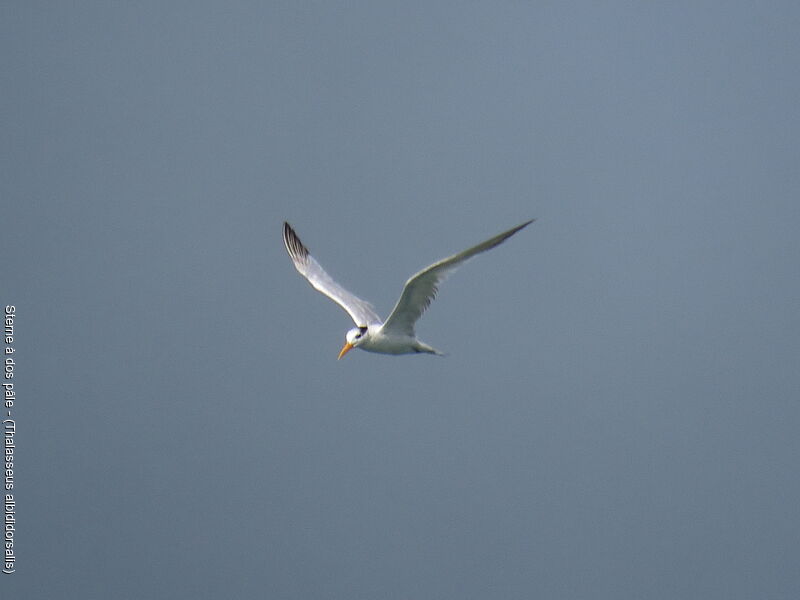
[2, 2, 799, 598]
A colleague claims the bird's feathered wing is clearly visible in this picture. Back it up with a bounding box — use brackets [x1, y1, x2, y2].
[381, 220, 534, 336]
[283, 222, 381, 327]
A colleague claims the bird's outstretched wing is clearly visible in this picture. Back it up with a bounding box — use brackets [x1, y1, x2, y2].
[283, 222, 381, 327]
[381, 220, 534, 336]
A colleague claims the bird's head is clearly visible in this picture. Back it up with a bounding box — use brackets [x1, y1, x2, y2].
[338, 326, 369, 359]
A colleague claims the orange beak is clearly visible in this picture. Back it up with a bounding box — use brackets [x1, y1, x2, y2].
[337, 342, 354, 360]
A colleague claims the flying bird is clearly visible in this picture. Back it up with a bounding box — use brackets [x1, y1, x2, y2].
[282, 219, 534, 358]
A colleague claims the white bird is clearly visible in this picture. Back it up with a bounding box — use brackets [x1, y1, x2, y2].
[282, 219, 534, 358]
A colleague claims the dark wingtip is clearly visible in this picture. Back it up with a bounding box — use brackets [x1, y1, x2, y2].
[510, 218, 536, 236]
[502, 218, 536, 240]
[282, 221, 309, 260]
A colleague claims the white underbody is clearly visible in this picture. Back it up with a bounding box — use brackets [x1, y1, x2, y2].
[283, 220, 533, 359]
[356, 324, 442, 355]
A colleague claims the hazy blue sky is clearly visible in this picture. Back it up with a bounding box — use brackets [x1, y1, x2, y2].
[3, 2, 799, 598]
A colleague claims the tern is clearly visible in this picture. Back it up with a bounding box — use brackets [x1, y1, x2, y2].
[282, 219, 534, 358]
